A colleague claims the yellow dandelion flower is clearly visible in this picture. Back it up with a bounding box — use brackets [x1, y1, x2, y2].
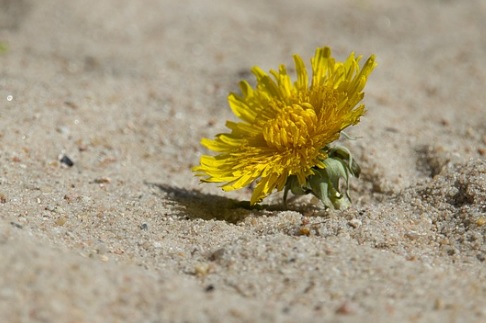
[193, 46, 376, 208]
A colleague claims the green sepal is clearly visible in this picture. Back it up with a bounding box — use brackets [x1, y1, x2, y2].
[283, 144, 360, 209]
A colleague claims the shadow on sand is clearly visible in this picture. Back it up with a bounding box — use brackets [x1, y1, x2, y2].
[145, 182, 287, 223]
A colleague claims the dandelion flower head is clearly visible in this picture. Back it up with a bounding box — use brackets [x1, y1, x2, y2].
[194, 46, 376, 205]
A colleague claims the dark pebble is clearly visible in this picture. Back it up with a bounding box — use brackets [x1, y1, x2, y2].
[60, 155, 74, 167]
[204, 285, 215, 292]
[10, 222, 22, 229]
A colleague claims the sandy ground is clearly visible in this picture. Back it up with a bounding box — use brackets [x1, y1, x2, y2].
[1, 0, 485, 322]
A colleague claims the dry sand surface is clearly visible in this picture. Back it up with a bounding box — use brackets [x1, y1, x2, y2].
[1, 0, 486, 322]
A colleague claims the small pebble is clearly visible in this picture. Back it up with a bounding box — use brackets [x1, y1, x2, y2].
[10, 222, 22, 229]
[55, 216, 67, 226]
[99, 255, 109, 262]
[194, 263, 212, 277]
[476, 217, 486, 227]
[336, 301, 356, 315]
[204, 284, 215, 292]
[348, 218, 362, 228]
[208, 248, 226, 261]
[59, 155, 74, 167]
[56, 126, 70, 136]
[94, 177, 111, 184]
[434, 298, 444, 310]
[404, 231, 425, 240]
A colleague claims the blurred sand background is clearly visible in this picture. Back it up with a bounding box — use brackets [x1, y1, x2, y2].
[1, 0, 485, 322]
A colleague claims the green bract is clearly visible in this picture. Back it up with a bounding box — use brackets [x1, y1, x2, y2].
[283, 144, 360, 209]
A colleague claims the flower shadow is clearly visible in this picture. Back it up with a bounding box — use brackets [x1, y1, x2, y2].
[146, 182, 280, 223]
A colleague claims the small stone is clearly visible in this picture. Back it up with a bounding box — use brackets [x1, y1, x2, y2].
[404, 231, 425, 240]
[64, 101, 78, 109]
[56, 126, 70, 136]
[194, 263, 212, 277]
[335, 301, 356, 315]
[348, 218, 362, 228]
[476, 217, 486, 227]
[59, 155, 74, 167]
[208, 248, 226, 261]
[94, 177, 111, 184]
[434, 298, 444, 310]
[299, 226, 311, 236]
[99, 255, 109, 262]
[476, 253, 486, 262]
[55, 216, 67, 226]
[204, 284, 215, 292]
[10, 222, 22, 229]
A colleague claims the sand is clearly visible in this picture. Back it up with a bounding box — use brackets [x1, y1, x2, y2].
[1, 0, 485, 322]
